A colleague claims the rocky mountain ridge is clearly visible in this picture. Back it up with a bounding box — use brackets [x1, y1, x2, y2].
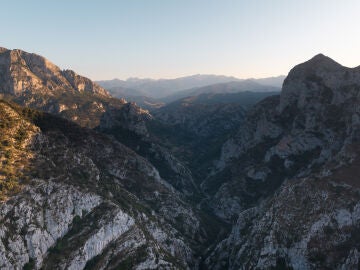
[96, 75, 243, 99]
[204, 54, 360, 269]
[161, 80, 281, 104]
[1, 49, 360, 269]
[0, 100, 206, 269]
[0, 47, 123, 128]
[0, 47, 109, 97]
[0, 47, 203, 202]
[96, 75, 285, 100]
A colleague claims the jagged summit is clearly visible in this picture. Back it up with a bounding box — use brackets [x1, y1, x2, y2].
[0, 47, 123, 127]
[0, 47, 110, 97]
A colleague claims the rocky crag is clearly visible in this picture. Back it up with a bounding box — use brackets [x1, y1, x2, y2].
[1, 48, 360, 269]
[204, 54, 360, 269]
[0, 100, 205, 269]
[0, 46, 198, 204]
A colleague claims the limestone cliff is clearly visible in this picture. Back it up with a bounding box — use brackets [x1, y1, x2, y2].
[0, 101, 201, 269]
[205, 54, 360, 269]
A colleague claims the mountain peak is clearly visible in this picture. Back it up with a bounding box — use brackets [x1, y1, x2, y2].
[311, 53, 327, 59]
[289, 54, 344, 75]
[280, 54, 360, 111]
[307, 53, 343, 68]
[0, 47, 8, 53]
[0, 48, 110, 97]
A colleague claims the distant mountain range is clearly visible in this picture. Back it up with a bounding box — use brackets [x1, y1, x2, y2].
[96, 75, 285, 99]
[159, 91, 279, 109]
[160, 80, 281, 103]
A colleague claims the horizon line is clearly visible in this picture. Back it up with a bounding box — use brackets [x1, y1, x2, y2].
[95, 74, 287, 82]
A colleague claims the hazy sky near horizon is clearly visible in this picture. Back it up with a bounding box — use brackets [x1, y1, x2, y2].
[1, 0, 359, 80]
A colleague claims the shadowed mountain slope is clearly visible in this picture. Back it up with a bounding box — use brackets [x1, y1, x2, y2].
[205, 54, 360, 269]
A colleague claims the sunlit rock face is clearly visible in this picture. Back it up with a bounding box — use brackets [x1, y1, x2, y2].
[0, 47, 123, 128]
[0, 48, 110, 97]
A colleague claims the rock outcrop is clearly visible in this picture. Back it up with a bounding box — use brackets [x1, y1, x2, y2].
[0, 47, 126, 128]
[0, 101, 202, 269]
[2, 49, 360, 269]
[0, 48, 109, 97]
[205, 54, 360, 269]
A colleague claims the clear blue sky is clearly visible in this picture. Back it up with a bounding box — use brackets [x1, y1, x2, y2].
[1, 0, 359, 80]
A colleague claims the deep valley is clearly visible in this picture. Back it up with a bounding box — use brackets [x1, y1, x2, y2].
[0, 47, 360, 269]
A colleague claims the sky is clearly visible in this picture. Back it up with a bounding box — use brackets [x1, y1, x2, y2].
[1, 0, 360, 80]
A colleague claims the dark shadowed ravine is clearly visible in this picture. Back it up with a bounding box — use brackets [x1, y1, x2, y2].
[1, 48, 360, 269]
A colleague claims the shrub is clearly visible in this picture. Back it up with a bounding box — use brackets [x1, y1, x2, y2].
[22, 258, 35, 270]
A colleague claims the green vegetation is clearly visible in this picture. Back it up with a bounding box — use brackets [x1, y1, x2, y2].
[270, 257, 294, 270]
[0, 100, 38, 200]
[11, 90, 122, 128]
[49, 239, 65, 253]
[114, 245, 148, 270]
[22, 259, 35, 270]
